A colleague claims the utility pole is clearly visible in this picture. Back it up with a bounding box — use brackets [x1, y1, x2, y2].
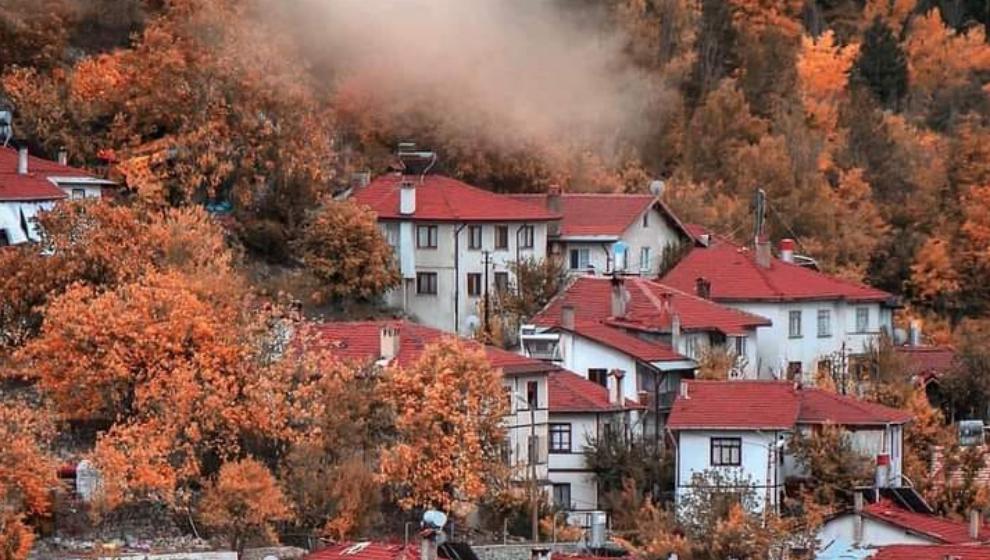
[482, 250, 493, 338]
[530, 402, 539, 543]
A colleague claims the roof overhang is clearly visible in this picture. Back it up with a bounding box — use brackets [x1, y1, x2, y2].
[652, 359, 697, 371]
[49, 176, 117, 186]
[554, 235, 622, 242]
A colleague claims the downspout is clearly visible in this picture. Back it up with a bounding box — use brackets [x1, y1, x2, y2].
[600, 242, 612, 274]
[453, 223, 467, 333]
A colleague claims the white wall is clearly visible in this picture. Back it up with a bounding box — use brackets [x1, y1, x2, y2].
[818, 514, 935, 548]
[55, 183, 104, 199]
[548, 412, 601, 512]
[675, 430, 787, 514]
[558, 332, 642, 402]
[0, 200, 57, 245]
[504, 373, 550, 483]
[729, 300, 892, 383]
[383, 221, 550, 334]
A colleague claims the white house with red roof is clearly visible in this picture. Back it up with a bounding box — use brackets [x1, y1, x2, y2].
[819, 498, 990, 550]
[350, 172, 559, 335]
[667, 380, 910, 513]
[0, 146, 115, 245]
[508, 189, 692, 276]
[662, 233, 898, 383]
[312, 319, 639, 512]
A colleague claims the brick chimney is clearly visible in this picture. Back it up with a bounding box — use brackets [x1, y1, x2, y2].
[695, 277, 711, 299]
[380, 325, 400, 362]
[57, 147, 68, 167]
[609, 369, 625, 405]
[755, 237, 772, 268]
[561, 304, 575, 330]
[17, 146, 28, 175]
[779, 238, 795, 263]
[610, 276, 628, 318]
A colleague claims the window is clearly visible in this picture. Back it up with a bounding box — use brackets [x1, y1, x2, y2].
[552, 483, 572, 510]
[788, 310, 802, 338]
[526, 380, 539, 409]
[817, 309, 832, 337]
[642, 212, 649, 227]
[856, 307, 869, 333]
[549, 423, 572, 453]
[734, 336, 747, 357]
[468, 225, 483, 250]
[467, 273, 482, 297]
[710, 437, 742, 466]
[416, 225, 438, 248]
[519, 225, 534, 249]
[494, 271, 509, 293]
[495, 225, 509, 250]
[569, 248, 590, 270]
[588, 368, 608, 387]
[640, 247, 651, 272]
[416, 272, 437, 295]
[71, 188, 86, 200]
[787, 361, 803, 381]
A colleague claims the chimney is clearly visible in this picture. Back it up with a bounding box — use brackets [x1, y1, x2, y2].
[970, 510, 981, 541]
[399, 179, 416, 215]
[909, 320, 922, 347]
[421, 534, 438, 560]
[659, 292, 672, 313]
[755, 237, 772, 269]
[779, 238, 795, 264]
[380, 325, 400, 362]
[853, 492, 864, 544]
[17, 146, 28, 175]
[610, 276, 628, 318]
[695, 277, 711, 299]
[609, 369, 625, 405]
[679, 380, 689, 399]
[698, 233, 711, 247]
[671, 312, 681, 348]
[561, 304, 575, 330]
[547, 184, 562, 236]
[57, 147, 68, 167]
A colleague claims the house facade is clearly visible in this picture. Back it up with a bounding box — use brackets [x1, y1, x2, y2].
[0, 146, 115, 245]
[667, 380, 910, 514]
[662, 234, 898, 383]
[350, 173, 558, 335]
[509, 190, 692, 277]
[819, 499, 989, 550]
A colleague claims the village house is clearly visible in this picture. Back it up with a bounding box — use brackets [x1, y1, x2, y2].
[508, 188, 692, 276]
[349, 162, 559, 335]
[667, 380, 911, 514]
[312, 320, 638, 513]
[819, 498, 989, 549]
[0, 145, 115, 245]
[661, 231, 898, 383]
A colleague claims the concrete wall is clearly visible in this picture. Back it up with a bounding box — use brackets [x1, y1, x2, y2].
[728, 300, 891, 382]
[557, 332, 642, 402]
[383, 221, 550, 334]
[675, 430, 786, 513]
[818, 515, 935, 548]
[504, 373, 550, 482]
[558, 205, 683, 277]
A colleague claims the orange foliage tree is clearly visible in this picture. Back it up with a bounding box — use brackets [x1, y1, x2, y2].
[905, 9, 990, 99]
[796, 30, 859, 140]
[198, 458, 293, 554]
[380, 338, 507, 510]
[0, 399, 56, 560]
[293, 200, 399, 302]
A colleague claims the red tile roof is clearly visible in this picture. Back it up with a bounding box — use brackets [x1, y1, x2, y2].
[533, 276, 771, 336]
[896, 345, 957, 381]
[507, 193, 690, 239]
[799, 388, 913, 425]
[558, 321, 687, 363]
[661, 235, 894, 304]
[667, 380, 910, 430]
[0, 147, 72, 201]
[871, 545, 990, 559]
[862, 500, 990, 544]
[548, 370, 644, 412]
[305, 542, 420, 560]
[311, 320, 552, 375]
[351, 174, 559, 222]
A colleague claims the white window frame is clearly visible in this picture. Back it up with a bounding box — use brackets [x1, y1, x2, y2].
[569, 248, 590, 270]
[817, 309, 832, 338]
[856, 307, 869, 333]
[789, 310, 802, 338]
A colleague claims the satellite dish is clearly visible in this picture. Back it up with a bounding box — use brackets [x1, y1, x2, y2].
[423, 508, 448, 529]
[649, 179, 665, 197]
[465, 314, 481, 332]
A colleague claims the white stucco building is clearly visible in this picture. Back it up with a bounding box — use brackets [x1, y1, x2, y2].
[667, 380, 910, 514]
[818, 499, 989, 550]
[662, 234, 899, 383]
[0, 146, 115, 245]
[509, 190, 693, 276]
[350, 173, 558, 335]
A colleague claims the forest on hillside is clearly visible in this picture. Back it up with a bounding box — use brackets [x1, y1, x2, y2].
[2, 0, 990, 335]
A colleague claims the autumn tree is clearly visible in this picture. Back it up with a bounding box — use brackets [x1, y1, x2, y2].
[380, 338, 507, 510]
[0, 399, 56, 560]
[789, 424, 872, 506]
[905, 9, 990, 101]
[902, 389, 952, 495]
[199, 459, 293, 554]
[796, 30, 859, 140]
[293, 200, 399, 302]
[939, 322, 990, 421]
